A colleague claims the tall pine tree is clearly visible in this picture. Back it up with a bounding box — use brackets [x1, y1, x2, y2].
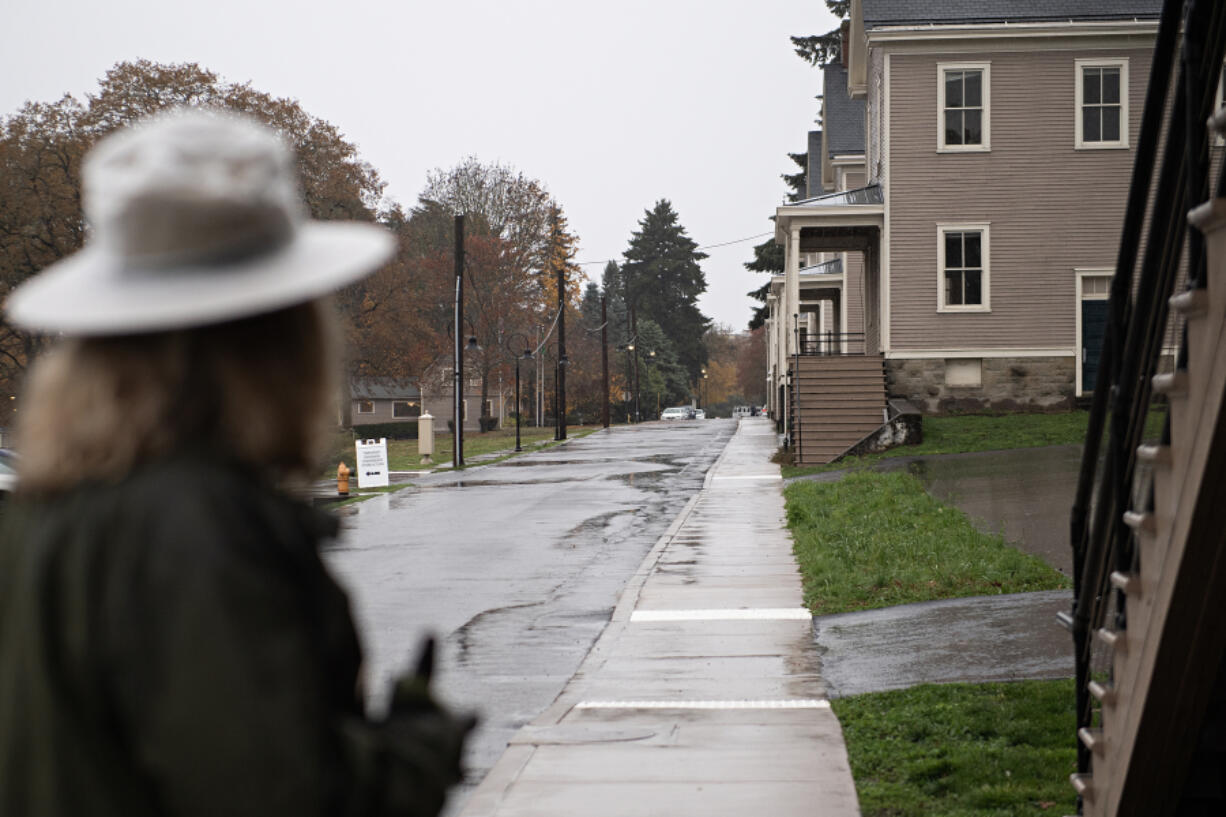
[745, 238, 784, 330]
[621, 200, 711, 380]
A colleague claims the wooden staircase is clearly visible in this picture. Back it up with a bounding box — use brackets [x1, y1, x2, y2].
[1075, 196, 1226, 817]
[788, 354, 886, 466]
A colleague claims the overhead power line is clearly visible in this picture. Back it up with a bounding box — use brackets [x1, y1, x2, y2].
[576, 231, 773, 267]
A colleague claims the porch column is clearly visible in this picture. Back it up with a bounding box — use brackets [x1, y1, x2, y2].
[785, 227, 801, 357]
[765, 294, 777, 414]
[864, 241, 880, 355]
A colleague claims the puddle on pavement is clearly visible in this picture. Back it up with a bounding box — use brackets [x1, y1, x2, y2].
[896, 446, 1082, 575]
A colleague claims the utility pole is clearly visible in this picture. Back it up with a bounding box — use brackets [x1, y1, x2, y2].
[630, 303, 641, 423]
[601, 294, 610, 428]
[453, 214, 465, 468]
[555, 212, 568, 441]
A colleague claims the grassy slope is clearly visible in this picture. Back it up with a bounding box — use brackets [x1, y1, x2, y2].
[833, 680, 1077, 817]
[787, 471, 1069, 614]
[781, 412, 1091, 479]
[781, 408, 1167, 479]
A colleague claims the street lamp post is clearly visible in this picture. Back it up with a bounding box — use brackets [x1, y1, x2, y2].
[645, 349, 658, 420]
[505, 334, 533, 452]
[446, 317, 481, 466]
[453, 214, 464, 468]
[617, 338, 636, 423]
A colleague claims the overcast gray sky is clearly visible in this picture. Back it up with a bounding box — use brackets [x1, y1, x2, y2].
[2, 1, 839, 331]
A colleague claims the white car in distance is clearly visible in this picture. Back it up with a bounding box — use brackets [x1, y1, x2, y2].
[660, 407, 690, 420]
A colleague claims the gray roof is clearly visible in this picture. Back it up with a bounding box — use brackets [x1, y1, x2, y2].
[351, 377, 421, 400]
[863, 0, 1161, 27]
[806, 130, 825, 198]
[823, 63, 865, 157]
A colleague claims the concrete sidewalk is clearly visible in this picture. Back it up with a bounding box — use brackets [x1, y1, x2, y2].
[458, 417, 861, 817]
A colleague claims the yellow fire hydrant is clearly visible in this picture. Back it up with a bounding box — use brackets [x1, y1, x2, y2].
[337, 462, 350, 496]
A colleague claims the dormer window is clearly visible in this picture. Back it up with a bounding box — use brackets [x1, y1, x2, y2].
[938, 63, 991, 152]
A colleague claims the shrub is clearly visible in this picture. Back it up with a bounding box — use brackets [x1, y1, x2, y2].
[348, 421, 420, 440]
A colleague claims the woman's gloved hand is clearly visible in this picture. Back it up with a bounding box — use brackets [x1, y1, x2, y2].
[384, 636, 478, 794]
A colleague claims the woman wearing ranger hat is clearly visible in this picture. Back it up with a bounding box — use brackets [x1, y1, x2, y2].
[0, 109, 473, 817]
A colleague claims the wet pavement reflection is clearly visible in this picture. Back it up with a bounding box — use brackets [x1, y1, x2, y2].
[813, 590, 1074, 698]
[322, 420, 735, 812]
[794, 445, 1084, 697]
[897, 445, 1081, 576]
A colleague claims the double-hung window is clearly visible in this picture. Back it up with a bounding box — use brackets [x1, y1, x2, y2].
[356, 400, 375, 414]
[1076, 59, 1129, 148]
[938, 225, 990, 312]
[938, 63, 990, 152]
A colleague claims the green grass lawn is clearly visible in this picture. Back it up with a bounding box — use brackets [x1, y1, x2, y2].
[787, 471, 1069, 614]
[781, 408, 1167, 479]
[833, 680, 1077, 817]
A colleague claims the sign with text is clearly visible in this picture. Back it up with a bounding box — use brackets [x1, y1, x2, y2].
[355, 438, 390, 488]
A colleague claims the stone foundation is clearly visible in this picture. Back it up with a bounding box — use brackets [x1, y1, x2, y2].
[885, 356, 1076, 414]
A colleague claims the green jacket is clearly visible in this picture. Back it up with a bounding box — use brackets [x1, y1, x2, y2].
[0, 453, 468, 816]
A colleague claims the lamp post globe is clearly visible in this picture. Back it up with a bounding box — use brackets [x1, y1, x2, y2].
[505, 334, 533, 453]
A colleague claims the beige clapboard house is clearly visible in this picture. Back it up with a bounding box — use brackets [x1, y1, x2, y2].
[766, 0, 1162, 464]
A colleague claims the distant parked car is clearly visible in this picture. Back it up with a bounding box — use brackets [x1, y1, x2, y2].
[694, 409, 706, 420]
[661, 406, 690, 420]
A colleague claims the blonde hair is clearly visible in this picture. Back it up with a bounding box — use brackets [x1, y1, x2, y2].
[15, 300, 337, 495]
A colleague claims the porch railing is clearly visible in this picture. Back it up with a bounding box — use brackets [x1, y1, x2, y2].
[797, 331, 866, 356]
[1066, 0, 1226, 811]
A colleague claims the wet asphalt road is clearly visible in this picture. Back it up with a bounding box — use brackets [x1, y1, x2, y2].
[323, 420, 735, 809]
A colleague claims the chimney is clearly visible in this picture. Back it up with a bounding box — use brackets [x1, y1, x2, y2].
[841, 20, 850, 68]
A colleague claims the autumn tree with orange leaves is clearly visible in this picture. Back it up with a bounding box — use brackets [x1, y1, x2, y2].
[415, 160, 584, 426]
[0, 60, 387, 424]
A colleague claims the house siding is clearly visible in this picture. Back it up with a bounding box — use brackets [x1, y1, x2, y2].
[886, 47, 1151, 352]
[845, 251, 866, 338]
[352, 399, 406, 426]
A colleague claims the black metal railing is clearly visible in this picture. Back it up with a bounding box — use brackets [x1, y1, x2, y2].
[797, 332, 866, 356]
[1068, 0, 1226, 810]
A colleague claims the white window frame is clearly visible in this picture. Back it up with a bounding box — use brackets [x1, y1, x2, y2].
[1075, 58, 1129, 150]
[355, 400, 375, 415]
[937, 223, 991, 313]
[937, 62, 991, 153]
[392, 399, 420, 419]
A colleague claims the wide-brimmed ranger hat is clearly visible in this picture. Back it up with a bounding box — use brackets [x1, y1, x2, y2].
[6, 108, 394, 335]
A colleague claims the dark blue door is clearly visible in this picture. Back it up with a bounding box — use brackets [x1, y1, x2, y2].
[1082, 300, 1109, 393]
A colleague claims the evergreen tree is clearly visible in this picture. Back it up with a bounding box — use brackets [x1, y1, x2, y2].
[636, 319, 689, 413]
[620, 200, 711, 380]
[540, 205, 582, 307]
[783, 152, 808, 202]
[790, 1, 850, 66]
[744, 238, 784, 330]
[579, 281, 603, 328]
[601, 260, 629, 341]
